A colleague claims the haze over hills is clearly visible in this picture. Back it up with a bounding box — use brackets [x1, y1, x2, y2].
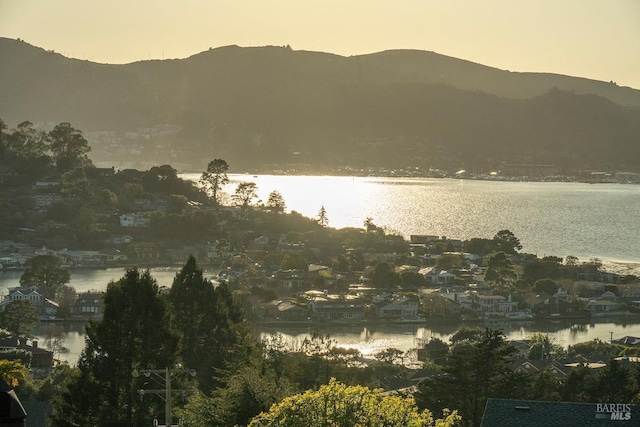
[1, 37, 639, 174]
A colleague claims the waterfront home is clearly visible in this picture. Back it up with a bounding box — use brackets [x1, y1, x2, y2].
[260, 300, 309, 322]
[475, 294, 518, 315]
[0, 286, 58, 317]
[588, 298, 620, 314]
[70, 291, 105, 320]
[420, 292, 462, 317]
[305, 291, 366, 323]
[374, 295, 419, 319]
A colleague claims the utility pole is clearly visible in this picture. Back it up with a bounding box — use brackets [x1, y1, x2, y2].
[139, 367, 196, 427]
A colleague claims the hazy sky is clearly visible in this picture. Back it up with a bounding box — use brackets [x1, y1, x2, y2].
[2, 0, 639, 89]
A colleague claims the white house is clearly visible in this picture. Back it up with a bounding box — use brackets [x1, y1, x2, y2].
[376, 296, 419, 319]
[120, 213, 150, 228]
[418, 267, 456, 285]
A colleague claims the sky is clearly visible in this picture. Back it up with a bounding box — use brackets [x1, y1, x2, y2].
[1, 0, 640, 89]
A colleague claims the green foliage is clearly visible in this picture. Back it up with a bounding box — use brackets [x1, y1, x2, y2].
[464, 238, 497, 256]
[281, 253, 308, 271]
[436, 253, 463, 270]
[533, 278, 559, 295]
[416, 329, 519, 427]
[527, 333, 566, 360]
[200, 158, 229, 205]
[233, 181, 259, 207]
[523, 258, 561, 284]
[317, 205, 328, 227]
[370, 262, 401, 288]
[568, 339, 624, 360]
[20, 254, 71, 299]
[48, 122, 92, 173]
[0, 300, 39, 337]
[168, 256, 246, 393]
[493, 229, 522, 254]
[0, 360, 28, 387]
[266, 190, 286, 211]
[249, 378, 460, 427]
[51, 269, 179, 426]
[484, 251, 517, 292]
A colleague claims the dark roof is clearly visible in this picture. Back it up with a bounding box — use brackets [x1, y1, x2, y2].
[482, 399, 640, 427]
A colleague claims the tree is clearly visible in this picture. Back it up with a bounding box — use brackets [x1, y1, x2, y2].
[40, 324, 69, 360]
[0, 360, 27, 388]
[375, 348, 405, 364]
[200, 159, 229, 206]
[20, 255, 71, 300]
[168, 256, 246, 393]
[533, 278, 559, 295]
[51, 269, 179, 426]
[48, 122, 92, 172]
[5, 121, 48, 161]
[266, 190, 286, 212]
[370, 262, 400, 289]
[416, 329, 519, 427]
[281, 253, 308, 271]
[317, 205, 328, 226]
[364, 217, 380, 233]
[233, 181, 259, 211]
[436, 253, 463, 270]
[484, 251, 517, 292]
[3, 121, 51, 178]
[493, 229, 522, 254]
[528, 333, 566, 360]
[0, 300, 39, 337]
[249, 378, 461, 427]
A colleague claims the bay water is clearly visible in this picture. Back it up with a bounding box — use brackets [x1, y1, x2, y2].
[4, 175, 640, 363]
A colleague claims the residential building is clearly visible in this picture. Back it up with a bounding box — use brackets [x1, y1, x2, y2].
[119, 213, 150, 228]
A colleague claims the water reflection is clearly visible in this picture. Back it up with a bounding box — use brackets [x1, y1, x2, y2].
[33, 319, 640, 366]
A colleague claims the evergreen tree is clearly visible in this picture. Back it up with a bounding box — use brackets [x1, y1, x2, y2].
[416, 329, 522, 427]
[200, 159, 229, 206]
[50, 269, 178, 426]
[168, 256, 246, 393]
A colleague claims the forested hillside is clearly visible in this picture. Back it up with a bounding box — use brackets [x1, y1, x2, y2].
[2, 38, 639, 173]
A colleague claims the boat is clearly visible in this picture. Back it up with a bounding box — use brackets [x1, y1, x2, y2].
[506, 311, 534, 321]
[393, 316, 426, 324]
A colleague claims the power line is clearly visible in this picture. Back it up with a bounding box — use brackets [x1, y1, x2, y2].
[139, 367, 196, 427]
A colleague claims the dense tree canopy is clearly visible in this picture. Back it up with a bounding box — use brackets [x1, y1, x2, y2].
[48, 122, 92, 172]
[51, 269, 179, 426]
[249, 378, 461, 427]
[20, 255, 71, 300]
[0, 300, 39, 338]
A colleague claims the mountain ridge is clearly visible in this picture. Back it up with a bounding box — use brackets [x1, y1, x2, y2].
[1, 37, 639, 173]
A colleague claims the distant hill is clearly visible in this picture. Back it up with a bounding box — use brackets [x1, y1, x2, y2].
[1, 37, 639, 173]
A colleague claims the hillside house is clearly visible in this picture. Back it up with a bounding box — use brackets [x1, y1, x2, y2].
[418, 267, 456, 285]
[119, 213, 150, 228]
